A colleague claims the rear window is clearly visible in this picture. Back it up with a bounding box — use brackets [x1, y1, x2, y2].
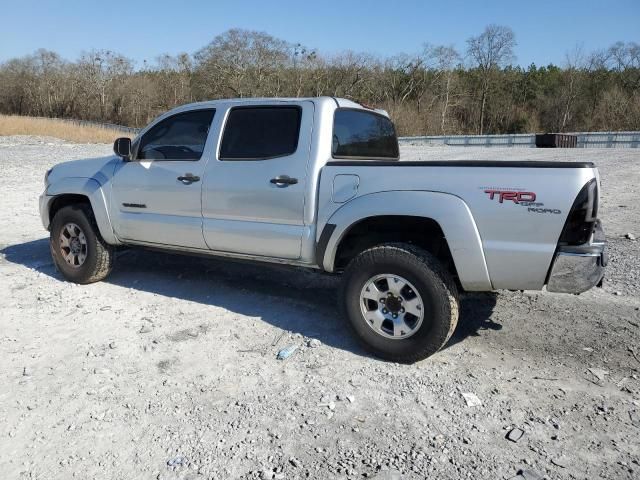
[332, 109, 399, 159]
[220, 106, 301, 160]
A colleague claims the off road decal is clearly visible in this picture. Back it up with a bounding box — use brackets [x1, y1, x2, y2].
[527, 207, 562, 214]
[481, 187, 561, 214]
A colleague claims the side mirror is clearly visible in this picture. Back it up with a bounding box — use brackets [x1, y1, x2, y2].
[113, 137, 132, 159]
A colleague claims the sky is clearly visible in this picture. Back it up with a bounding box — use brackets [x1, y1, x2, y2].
[0, 0, 638, 68]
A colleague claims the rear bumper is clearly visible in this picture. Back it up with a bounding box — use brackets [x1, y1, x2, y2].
[546, 222, 606, 294]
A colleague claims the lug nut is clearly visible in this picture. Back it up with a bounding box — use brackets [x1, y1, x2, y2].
[400, 308, 405, 313]
[380, 298, 385, 304]
[382, 308, 388, 314]
[392, 313, 398, 318]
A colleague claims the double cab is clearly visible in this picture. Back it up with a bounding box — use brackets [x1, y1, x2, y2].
[40, 97, 606, 362]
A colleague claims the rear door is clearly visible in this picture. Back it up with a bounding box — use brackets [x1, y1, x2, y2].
[111, 109, 215, 248]
[201, 102, 314, 259]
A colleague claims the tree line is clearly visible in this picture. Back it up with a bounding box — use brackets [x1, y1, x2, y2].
[0, 26, 638, 136]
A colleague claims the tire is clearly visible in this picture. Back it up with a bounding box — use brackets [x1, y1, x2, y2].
[340, 243, 459, 363]
[49, 204, 115, 284]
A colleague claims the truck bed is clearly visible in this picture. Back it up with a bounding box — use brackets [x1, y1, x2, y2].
[317, 160, 599, 291]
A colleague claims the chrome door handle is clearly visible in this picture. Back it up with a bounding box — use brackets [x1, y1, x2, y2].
[270, 175, 298, 187]
[177, 173, 200, 184]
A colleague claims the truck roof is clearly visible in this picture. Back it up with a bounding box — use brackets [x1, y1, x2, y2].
[160, 96, 389, 117]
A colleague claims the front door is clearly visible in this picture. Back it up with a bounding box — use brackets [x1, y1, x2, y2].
[201, 102, 313, 259]
[111, 109, 216, 249]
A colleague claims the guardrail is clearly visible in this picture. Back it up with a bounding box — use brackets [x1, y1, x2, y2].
[573, 132, 640, 148]
[398, 131, 640, 148]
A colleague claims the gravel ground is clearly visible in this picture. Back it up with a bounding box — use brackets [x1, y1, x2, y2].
[1, 136, 639, 480]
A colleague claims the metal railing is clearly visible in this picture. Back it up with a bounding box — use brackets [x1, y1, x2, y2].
[399, 133, 535, 147]
[398, 132, 640, 148]
[398, 131, 640, 148]
[573, 131, 640, 148]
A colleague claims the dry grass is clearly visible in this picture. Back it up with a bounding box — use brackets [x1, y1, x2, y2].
[0, 115, 133, 143]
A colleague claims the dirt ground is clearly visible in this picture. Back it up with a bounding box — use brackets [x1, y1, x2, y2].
[1, 136, 639, 480]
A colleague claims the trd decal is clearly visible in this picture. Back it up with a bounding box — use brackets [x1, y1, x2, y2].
[528, 207, 562, 214]
[484, 189, 536, 204]
[481, 188, 561, 214]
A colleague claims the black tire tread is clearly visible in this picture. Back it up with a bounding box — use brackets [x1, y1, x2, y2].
[50, 204, 114, 284]
[340, 243, 459, 363]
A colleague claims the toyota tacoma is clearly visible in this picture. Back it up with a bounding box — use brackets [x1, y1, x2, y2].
[40, 97, 606, 362]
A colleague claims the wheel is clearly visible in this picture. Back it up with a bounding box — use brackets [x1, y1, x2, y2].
[49, 204, 115, 284]
[340, 243, 459, 363]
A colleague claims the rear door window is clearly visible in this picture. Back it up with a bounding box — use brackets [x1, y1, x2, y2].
[137, 109, 215, 161]
[219, 106, 302, 160]
[332, 109, 399, 159]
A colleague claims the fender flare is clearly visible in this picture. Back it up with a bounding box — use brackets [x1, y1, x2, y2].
[45, 177, 120, 245]
[319, 190, 492, 291]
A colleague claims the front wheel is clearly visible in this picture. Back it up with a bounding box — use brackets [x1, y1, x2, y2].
[340, 243, 459, 363]
[50, 204, 115, 284]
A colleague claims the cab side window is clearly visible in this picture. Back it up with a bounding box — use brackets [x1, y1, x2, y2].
[219, 106, 301, 160]
[137, 109, 215, 161]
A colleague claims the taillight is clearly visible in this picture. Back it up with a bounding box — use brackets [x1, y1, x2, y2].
[559, 179, 598, 245]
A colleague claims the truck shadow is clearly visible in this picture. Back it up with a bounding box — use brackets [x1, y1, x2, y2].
[1, 238, 499, 359]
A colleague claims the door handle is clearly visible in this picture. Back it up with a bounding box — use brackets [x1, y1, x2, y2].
[177, 173, 200, 184]
[270, 175, 298, 187]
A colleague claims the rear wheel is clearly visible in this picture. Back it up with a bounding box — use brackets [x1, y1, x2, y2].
[340, 243, 459, 363]
[50, 204, 114, 284]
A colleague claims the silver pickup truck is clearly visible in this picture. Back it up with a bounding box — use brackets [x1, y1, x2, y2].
[40, 97, 606, 362]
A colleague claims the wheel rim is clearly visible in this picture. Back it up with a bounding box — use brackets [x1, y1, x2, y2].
[360, 274, 425, 340]
[59, 222, 88, 268]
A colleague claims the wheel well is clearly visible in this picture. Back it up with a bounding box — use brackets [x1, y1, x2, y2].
[333, 215, 459, 279]
[49, 194, 91, 222]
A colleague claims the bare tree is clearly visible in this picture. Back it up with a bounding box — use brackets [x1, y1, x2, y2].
[322, 51, 375, 99]
[466, 25, 516, 134]
[425, 45, 462, 134]
[606, 41, 640, 90]
[77, 50, 133, 120]
[30, 50, 66, 116]
[155, 53, 193, 108]
[558, 45, 586, 131]
[290, 43, 318, 97]
[379, 54, 424, 106]
[0, 57, 36, 115]
[194, 29, 291, 98]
